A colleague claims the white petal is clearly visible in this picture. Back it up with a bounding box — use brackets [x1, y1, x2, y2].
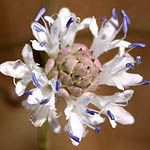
[77, 17, 92, 31]
[22, 100, 35, 110]
[44, 16, 54, 24]
[109, 118, 117, 128]
[27, 95, 39, 105]
[31, 22, 49, 43]
[69, 112, 85, 146]
[109, 106, 135, 125]
[89, 17, 98, 37]
[64, 106, 73, 120]
[0, 60, 27, 78]
[112, 40, 131, 48]
[22, 44, 35, 64]
[15, 79, 31, 96]
[31, 40, 47, 51]
[30, 105, 49, 127]
[48, 111, 61, 134]
[99, 17, 119, 40]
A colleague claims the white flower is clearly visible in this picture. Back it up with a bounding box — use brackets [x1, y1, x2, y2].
[64, 93, 105, 146]
[22, 79, 61, 133]
[0, 44, 43, 96]
[90, 8, 131, 58]
[31, 8, 93, 58]
[98, 48, 143, 90]
[92, 90, 135, 128]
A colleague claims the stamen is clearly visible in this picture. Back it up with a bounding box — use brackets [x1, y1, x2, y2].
[56, 80, 60, 92]
[112, 8, 118, 20]
[32, 72, 41, 88]
[34, 8, 46, 22]
[95, 127, 100, 134]
[136, 56, 141, 64]
[121, 10, 131, 24]
[107, 110, 115, 120]
[128, 43, 146, 48]
[66, 17, 74, 28]
[24, 91, 32, 95]
[101, 17, 107, 23]
[85, 108, 95, 115]
[123, 17, 128, 35]
[40, 98, 50, 105]
[125, 63, 134, 70]
[69, 133, 80, 143]
[33, 25, 44, 32]
[40, 41, 46, 47]
[141, 80, 150, 85]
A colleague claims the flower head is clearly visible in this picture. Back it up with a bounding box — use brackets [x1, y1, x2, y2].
[0, 7, 148, 146]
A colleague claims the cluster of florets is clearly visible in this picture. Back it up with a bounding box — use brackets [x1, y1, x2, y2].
[0, 7, 148, 146]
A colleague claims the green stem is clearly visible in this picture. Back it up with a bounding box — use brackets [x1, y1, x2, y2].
[38, 121, 48, 150]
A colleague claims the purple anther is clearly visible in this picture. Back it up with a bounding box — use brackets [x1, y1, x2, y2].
[33, 25, 44, 32]
[112, 8, 118, 20]
[40, 41, 46, 47]
[95, 127, 100, 134]
[142, 80, 150, 85]
[136, 56, 141, 64]
[86, 109, 95, 115]
[107, 110, 115, 120]
[128, 43, 146, 48]
[56, 80, 60, 92]
[24, 91, 32, 95]
[40, 98, 50, 105]
[66, 17, 74, 28]
[32, 72, 41, 88]
[121, 10, 131, 24]
[34, 8, 46, 22]
[69, 133, 80, 143]
[123, 17, 128, 34]
[125, 63, 134, 70]
[101, 17, 107, 23]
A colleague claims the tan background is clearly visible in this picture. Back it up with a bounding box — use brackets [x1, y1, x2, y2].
[0, 0, 150, 150]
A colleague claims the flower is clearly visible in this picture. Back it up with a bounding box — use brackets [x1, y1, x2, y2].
[0, 7, 148, 146]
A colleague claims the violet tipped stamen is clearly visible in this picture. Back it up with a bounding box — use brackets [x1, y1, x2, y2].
[24, 91, 32, 95]
[101, 17, 107, 23]
[128, 43, 146, 48]
[86, 109, 96, 115]
[112, 8, 118, 20]
[40, 98, 50, 105]
[125, 63, 134, 70]
[32, 72, 41, 88]
[33, 25, 44, 32]
[40, 41, 46, 47]
[34, 8, 46, 22]
[56, 80, 60, 92]
[69, 133, 80, 143]
[66, 17, 74, 28]
[95, 127, 100, 134]
[121, 10, 131, 24]
[136, 56, 141, 64]
[141, 80, 150, 85]
[107, 110, 115, 120]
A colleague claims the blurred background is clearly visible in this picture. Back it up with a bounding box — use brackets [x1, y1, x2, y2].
[0, 0, 150, 150]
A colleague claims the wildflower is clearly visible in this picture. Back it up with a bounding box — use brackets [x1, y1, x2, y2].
[0, 7, 148, 146]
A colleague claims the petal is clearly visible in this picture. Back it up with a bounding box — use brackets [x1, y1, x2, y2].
[89, 17, 98, 37]
[15, 78, 31, 96]
[26, 94, 39, 105]
[69, 112, 85, 146]
[48, 111, 61, 134]
[0, 60, 27, 78]
[31, 22, 49, 42]
[109, 106, 135, 125]
[30, 105, 49, 127]
[77, 17, 92, 31]
[21, 100, 35, 110]
[22, 44, 35, 64]
[44, 16, 54, 24]
[31, 40, 47, 51]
